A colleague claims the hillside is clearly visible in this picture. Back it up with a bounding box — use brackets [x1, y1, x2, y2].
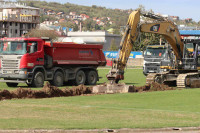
[20, 1, 199, 51]
[21, 1, 131, 34]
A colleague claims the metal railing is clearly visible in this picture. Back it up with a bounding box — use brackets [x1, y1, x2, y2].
[0, 14, 40, 23]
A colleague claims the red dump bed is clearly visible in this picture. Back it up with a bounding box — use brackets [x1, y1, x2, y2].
[44, 42, 106, 66]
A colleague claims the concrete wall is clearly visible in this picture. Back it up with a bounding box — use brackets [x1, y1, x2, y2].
[127, 58, 144, 66]
[20, 8, 38, 16]
[0, 21, 37, 38]
[106, 58, 144, 67]
[8, 22, 20, 37]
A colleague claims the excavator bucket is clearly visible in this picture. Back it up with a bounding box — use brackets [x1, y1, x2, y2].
[92, 82, 133, 94]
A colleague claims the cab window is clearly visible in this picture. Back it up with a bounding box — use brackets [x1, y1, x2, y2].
[27, 41, 38, 53]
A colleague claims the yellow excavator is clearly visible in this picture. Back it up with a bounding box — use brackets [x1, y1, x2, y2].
[106, 10, 200, 88]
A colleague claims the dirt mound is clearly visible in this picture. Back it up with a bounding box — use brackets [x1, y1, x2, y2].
[0, 82, 174, 101]
[0, 82, 92, 100]
[131, 82, 175, 92]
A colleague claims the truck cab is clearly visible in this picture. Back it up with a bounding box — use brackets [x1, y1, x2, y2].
[143, 44, 172, 76]
[0, 38, 44, 86]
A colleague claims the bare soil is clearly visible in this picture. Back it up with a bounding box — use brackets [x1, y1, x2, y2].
[129, 82, 175, 92]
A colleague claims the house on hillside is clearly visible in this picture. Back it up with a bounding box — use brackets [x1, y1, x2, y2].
[107, 17, 111, 21]
[80, 14, 90, 21]
[185, 18, 193, 23]
[170, 16, 179, 21]
[93, 17, 98, 21]
[97, 21, 105, 26]
[46, 10, 56, 15]
[59, 19, 66, 23]
[69, 12, 76, 16]
[109, 21, 115, 25]
[42, 20, 55, 25]
[57, 12, 65, 18]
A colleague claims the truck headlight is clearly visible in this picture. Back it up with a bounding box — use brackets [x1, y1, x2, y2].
[19, 70, 27, 75]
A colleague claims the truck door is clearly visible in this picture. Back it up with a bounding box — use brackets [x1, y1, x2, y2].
[27, 41, 44, 67]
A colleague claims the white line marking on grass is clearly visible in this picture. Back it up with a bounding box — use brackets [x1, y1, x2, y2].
[81, 105, 200, 114]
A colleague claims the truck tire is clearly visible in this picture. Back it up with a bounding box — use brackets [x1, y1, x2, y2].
[6, 82, 18, 87]
[50, 71, 64, 87]
[75, 70, 86, 85]
[115, 79, 119, 84]
[86, 70, 98, 85]
[31, 71, 44, 87]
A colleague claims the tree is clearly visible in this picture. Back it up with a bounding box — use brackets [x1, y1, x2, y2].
[137, 5, 146, 13]
[109, 39, 118, 51]
[25, 29, 61, 40]
[132, 33, 160, 51]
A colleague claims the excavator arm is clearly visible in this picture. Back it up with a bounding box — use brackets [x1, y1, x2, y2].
[107, 10, 184, 83]
[140, 22, 183, 60]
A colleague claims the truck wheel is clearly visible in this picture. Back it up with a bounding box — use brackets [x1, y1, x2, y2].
[86, 70, 98, 85]
[31, 71, 44, 87]
[6, 83, 18, 87]
[75, 70, 86, 85]
[51, 71, 64, 87]
[115, 79, 120, 84]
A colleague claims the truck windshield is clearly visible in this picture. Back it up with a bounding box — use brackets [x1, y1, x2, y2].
[0, 41, 26, 55]
[144, 48, 167, 58]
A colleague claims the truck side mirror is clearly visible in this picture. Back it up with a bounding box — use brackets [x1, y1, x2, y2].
[30, 43, 36, 54]
[142, 51, 145, 56]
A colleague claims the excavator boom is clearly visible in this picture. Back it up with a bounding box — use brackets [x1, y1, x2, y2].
[107, 11, 140, 82]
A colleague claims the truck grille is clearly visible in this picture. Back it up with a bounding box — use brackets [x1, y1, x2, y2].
[145, 63, 160, 66]
[2, 59, 20, 70]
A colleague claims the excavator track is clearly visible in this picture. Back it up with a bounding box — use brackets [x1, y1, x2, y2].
[177, 74, 188, 88]
[146, 73, 157, 84]
[177, 73, 199, 88]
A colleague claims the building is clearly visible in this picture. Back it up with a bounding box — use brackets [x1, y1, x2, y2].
[185, 18, 193, 23]
[80, 14, 90, 21]
[170, 16, 179, 21]
[179, 30, 200, 39]
[0, 2, 40, 38]
[65, 31, 121, 50]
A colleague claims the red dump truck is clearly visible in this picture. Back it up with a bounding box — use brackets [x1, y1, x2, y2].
[0, 37, 106, 87]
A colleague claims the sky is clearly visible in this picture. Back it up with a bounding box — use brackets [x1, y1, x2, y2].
[46, 0, 200, 22]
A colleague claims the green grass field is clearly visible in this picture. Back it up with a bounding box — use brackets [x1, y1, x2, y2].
[0, 68, 200, 129]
